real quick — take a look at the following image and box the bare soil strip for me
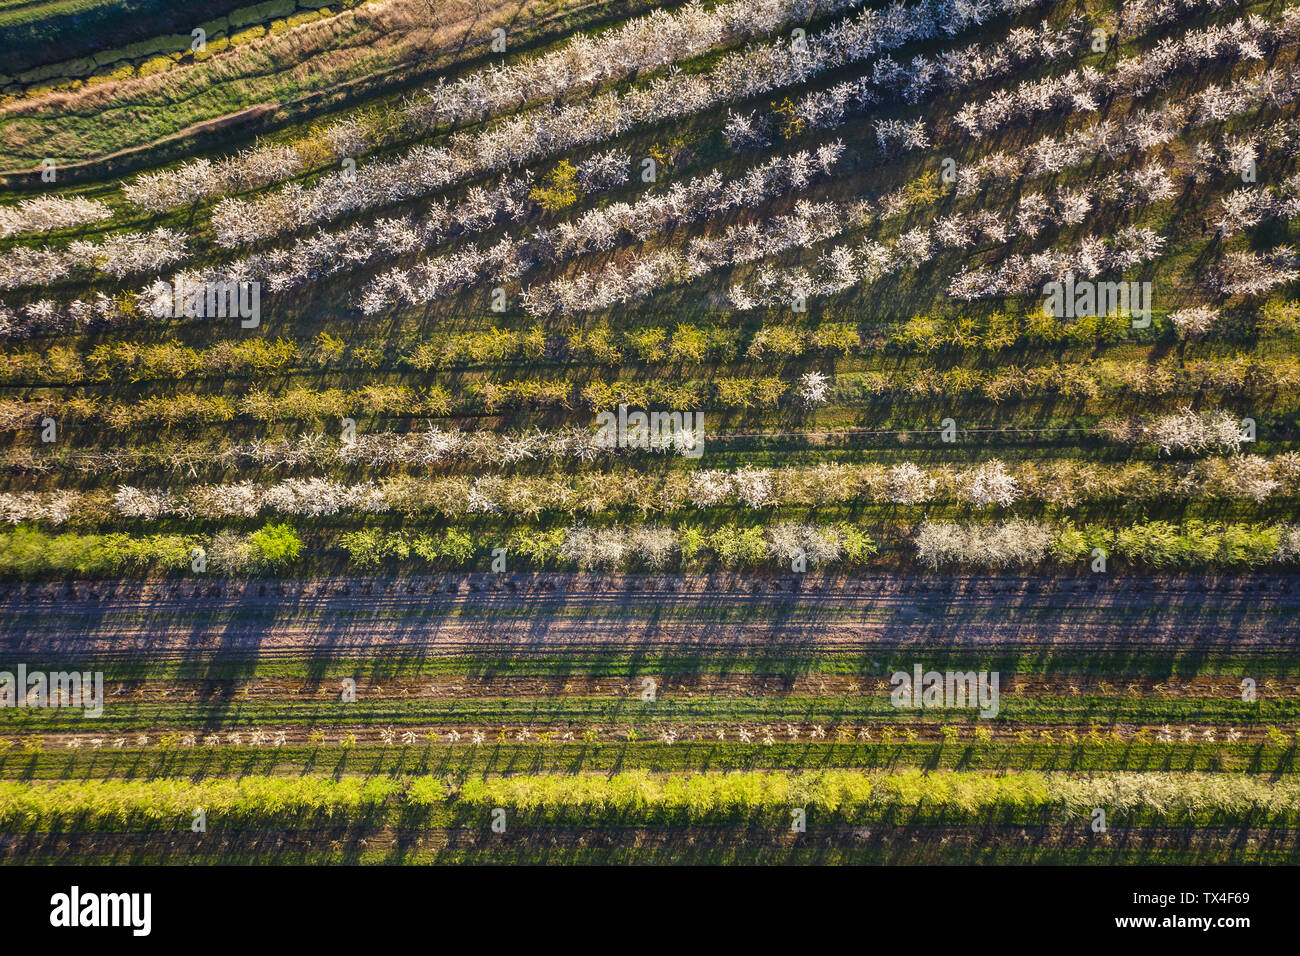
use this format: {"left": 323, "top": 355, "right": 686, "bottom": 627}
{"left": 0, "top": 574, "right": 1295, "bottom": 661}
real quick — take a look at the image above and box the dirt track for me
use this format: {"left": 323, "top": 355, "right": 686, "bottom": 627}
{"left": 0, "top": 573, "right": 1295, "bottom": 662}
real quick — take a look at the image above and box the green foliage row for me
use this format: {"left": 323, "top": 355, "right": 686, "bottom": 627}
{"left": 1058, "top": 521, "right": 1295, "bottom": 569}
{"left": 0, "top": 315, "right": 1139, "bottom": 385}
{"left": 0, "top": 517, "right": 1296, "bottom": 576}
{"left": 5, "top": 770, "right": 1300, "bottom": 830}
{"left": 0, "top": 689, "right": 1291, "bottom": 731}
{"left": 11, "top": 299, "right": 1298, "bottom": 387}
{"left": 455, "top": 769, "right": 1300, "bottom": 824}
{"left": 6, "top": 351, "right": 1297, "bottom": 430}
{"left": 0, "top": 522, "right": 298, "bottom": 575}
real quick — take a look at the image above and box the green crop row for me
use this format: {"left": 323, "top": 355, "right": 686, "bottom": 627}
{"left": 5, "top": 770, "right": 1300, "bottom": 830}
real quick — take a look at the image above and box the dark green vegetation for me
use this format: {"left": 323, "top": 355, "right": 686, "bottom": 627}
{"left": 0, "top": 0, "right": 251, "bottom": 74}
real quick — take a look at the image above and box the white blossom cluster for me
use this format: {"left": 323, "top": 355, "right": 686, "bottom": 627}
{"left": 574, "top": 149, "right": 631, "bottom": 193}
{"left": 561, "top": 525, "right": 681, "bottom": 569}
{"left": 874, "top": 118, "right": 930, "bottom": 154}
{"left": 967, "top": 70, "right": 1300, "bottom": 196}
{"left": 0, "top": 293, "right": 126, "bottom": 339}
{"left": 153, "top": 151, "right": 628, "bottom": 300}
{"left": 1194, "top": 122, "right": 1300, "bottom": 187}
{"left": 0, "top": 490, "right": 82, "bottom": 525}
{"left": 359, "top": 145, "right": 841, "bottom": 312}
{"left": 0, "top": 227, "right": 187, "bottom": 290}
{"left": 690, "top": 466, "right": 775, "bottom": 508}
{"left": 961, "top": 459, "right": 1022, "bottom": 507}
{"left": 975, "top": 115, "right": 1197, "bottom": 196}
{"left": 723, "top": 110, "right": 773, "bottom": 149}
{"left": 0, "top": 196, "right": 112, "bottom": 238}
{"left": 1176, "top": 454, "right": 1283, "bottom": 503}
{"left": 795, "top": 0, "right": 1262, "bottom": 145}
{"left": 1121, "top": 0, "right": 1242, "bottom": 36}
{"left": 0, "top": 248, "right": 65, "bottom": 290}
{"left": 1212, "top": 247, "right": 1300, "bottom": 296}
{"left": 728, "top": 221, "right": 925, "bottom": 309}
{"left": 1168, "top": 306, "right": 1221, "bottom": 338}
{"left": 915, "top": 518, "right": 1054, "bottom": 567}
{"left": 560, "top": 522, "right": 845, "bottom": 569}
{"left": 114, "top": 428, "right": 623, "bottom": 474}
{"left": 1191, "top": 61, "right": 1300, "bottom": 122}
{"left": 765, "top": 522, "right": 848, "bottom": 565}
{"left": 113, "top": 479, "right": 392, "bottom": 520}
{"left": 684, "top": 459, "right": 1022, "bottom": 510}
{"left": 312, "top": 425, "right": 692, "bottom": 468}
{"left": 335, "top": 426, "right": 629, "bottom": 466}
{"left": 7, "top": 450, "right": 1299, "bottom": 524}
{"left": 123, "top": 135, "right": 357, "bottom": 212}
{"left": 10, "top": 6, "right": 1300, "bottom": 343}
{"left": 404, "top": 0, "right": 864, "bottom": 128}
{"left": 947, "top": 227, "right": 1167, "bottom": 299}
{"left": 954, "top": 8, "right": 1300, "bottom": 138}
{"left": 1021, "top": 105, "right": 1189, "bottom": 178}
{"left": 209, "top": 152, "right": 542, "bottom": 249}
{"left": 0, "top": 426, "right": 689, "bottom": 479}
{"left": 210, "top": 176, "right": 537, "bottom": 288}
{"left": 799, "top": 370, "right": 830, "bottom": 406}
{"left": 1213, "top": 173, "right": 1300, "bottom": 236}
{"left": 354, "top": 239, "right": 530, "bottom": 314}
{"left": 1105, "top": 407, "right": 1250, "bottom": 453}
{"left": 788, "top": 15, "right": 1084, "bottom": 131}
{"left": 1190, "top": 133, "right": 1265, "bottom": 183}
{"left": 117, "top": 0, "right": 1054, "bottom": 223}
{"left": 886, "top": 462, "right": 935, "bottom": 504}
{"left": 523, "top": 199, "right": 844, "bottom": 317}
{"left": 728, "top": 162, "right": 1169, "bottom": 309}
{"left": 543, "top": 144, "right": 844, "bottom": 258}
{"left": 208, "top": 0, "right": 1038, "bottom": 245}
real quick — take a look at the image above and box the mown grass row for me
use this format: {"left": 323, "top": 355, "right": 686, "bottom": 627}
{"left": 2, "top": 691, "right": 1295, "bottom": 730}
{"left": 5, "top": 739, "right": 1298, "bottom": 778}
{"left": 5, "top": 650, "right": 1289, "bottom": 681}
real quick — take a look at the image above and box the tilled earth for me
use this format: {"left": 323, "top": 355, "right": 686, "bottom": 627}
{"left": 0, "top": 573, "right": 1295, "bottom": 661}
